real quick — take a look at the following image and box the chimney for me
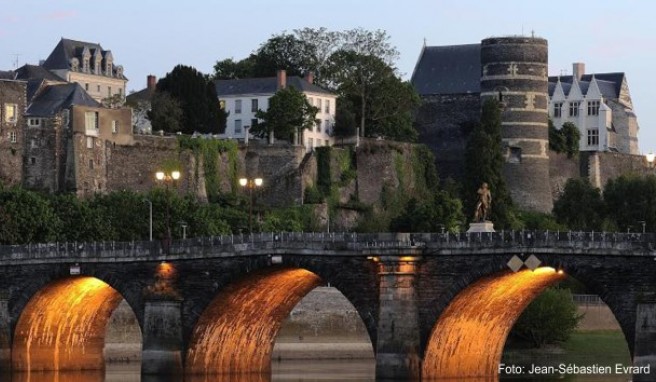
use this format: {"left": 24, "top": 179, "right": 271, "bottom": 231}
{"left": 572, "top": 63, "right": 585, "bottom": 81}
{"left": 277, "top": 69, "right": 287, "bottom": 90}
{"left": 304, "top": 71, "right": 314, "bottom": 84}
{"left": 147, "top": 75, "right": 157, "bottom": 91}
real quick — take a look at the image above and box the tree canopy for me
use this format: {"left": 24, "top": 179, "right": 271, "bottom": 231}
{"left": 549, "top": 120, "right": 580, "bottom": 158}
{"left": 153, "top": 65, "right": 227, "bottom": 134}
{"left": 253, "top": 87, "right": 318, "bottom": 142}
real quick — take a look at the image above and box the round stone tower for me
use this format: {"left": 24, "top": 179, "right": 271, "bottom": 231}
{"left": 480, "top": 36, "right": 552, "bottom": 213}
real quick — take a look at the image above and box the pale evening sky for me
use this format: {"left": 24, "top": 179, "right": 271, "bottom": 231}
{"left": 1, "top": 0, "right": 654, "bottom": 153}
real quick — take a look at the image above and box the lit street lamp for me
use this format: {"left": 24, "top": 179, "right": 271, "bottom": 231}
{"left": 239, "top": 177, "right": 263, "bottom": 233}
{"left": 155, "top": 170, "right": 181, "bottom": 245}
{"left": 646, "top": 152, "right": 655, "bottom": 168}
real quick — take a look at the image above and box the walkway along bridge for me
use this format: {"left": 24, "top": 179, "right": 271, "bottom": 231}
{"left": 0, "top": 231, "right": 655, "bottom": 380}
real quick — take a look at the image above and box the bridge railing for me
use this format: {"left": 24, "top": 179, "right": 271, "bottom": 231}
{"left": 1, "top": 231, "right": 655, "bottom": 260}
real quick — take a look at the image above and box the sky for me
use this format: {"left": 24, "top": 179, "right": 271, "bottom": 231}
{"left": 2, "top": 0, "right": 655, "bottom": 153}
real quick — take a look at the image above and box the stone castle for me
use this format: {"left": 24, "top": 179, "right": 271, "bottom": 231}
{"left": 412, "top": 36, "right": 648, "bottom": 212}
{"left": 1, "top": 36, "right": 652, "bottom": 219}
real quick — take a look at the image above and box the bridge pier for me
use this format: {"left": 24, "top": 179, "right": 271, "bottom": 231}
{"left": 0, "top": 296, "right": 10, "bottom": 372}
{"left": 141, "top": 299, "right": 184, "bottom": 376}
{"left": 633, "top": 302, "right": 656, "bottom": 381}
{"left": 375, "top": 256, "right": 422, "bottom": 381}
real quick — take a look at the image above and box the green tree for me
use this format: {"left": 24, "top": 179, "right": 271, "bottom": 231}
{"left": 553, "top": 178, "right": 605, "bottom": 231}
{"left": 156, "top": 65, "right": 227, "bottom": 134}
{"left": 0, "top": 187, "right": 59, "bottom": 244}
{"left": 332, "top": 97, "right": 357, "bottom": 137}
{"left": 213, "top": 57, "right": 256, "bottom": 80}
{"left": 49, "top": 193, "right": 105, "bottom": 242}
{"left": 463, "top": 98, "right": 516, "bottom": 228}
{"left": 390, "top": 191, "right": 464, "bottom": 233}
{"left": 148, "top": 91, "right": 183, "bottom": 134}
{"left": 549, "top": 119, "right": 580, "bottom": 158}
{"left": 254, "top": 87, "right": 318, "bottom": 142}
{"left": 603, "top": 175, "right": 656, "bottom": 232}
{"left": 251, "top": 34, "right": 317, "bottom": 78}
{"left": 512, "top": 287, "right": 583, "bottom": 348}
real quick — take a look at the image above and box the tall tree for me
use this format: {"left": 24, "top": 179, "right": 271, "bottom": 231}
{"left": 553, "top": 178, "right": 605, "bottom": 231}
{"left": 251, "top": 34, "right": 317, "bottom": 78}
{"left": 213, "top": 57, "right": 256, "bottom": 80}
{"left": 148, "top": 91, "right": 183, "bottom": 134}
{"left": 156, "top": 65, "right": 227, "bottom": 134}
{"left": 463, "top": 98, "right": 516, "bottom": 228}
{"left": 253, "top": 87, "right": 318, "bottom": 142}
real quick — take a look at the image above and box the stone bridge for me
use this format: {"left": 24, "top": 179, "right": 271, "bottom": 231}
{"left": 0, "top": 231, "right": 655, "bottom": 381}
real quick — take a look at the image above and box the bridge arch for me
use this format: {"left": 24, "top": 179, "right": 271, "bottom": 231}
{"left": 11, "top": 275, "right": 141, "bottom": 371}
{"left": 421, "top": 254, "right": 635, "bottom": 380}
{"left": 184, "top": 259, "right": 377, "bottom": 376}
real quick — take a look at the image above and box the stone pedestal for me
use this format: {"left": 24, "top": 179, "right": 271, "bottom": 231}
{"left": 142, "top": 300, "right": 183, "bottom": 376}
{"left": 467, "top": 221, "right": 495, "bottom": 232}
{"left": 375, "top": 256, "right": 421, "bottom": 381}
{"left": 633, "top": 303, "right": 656, "bottom": 382}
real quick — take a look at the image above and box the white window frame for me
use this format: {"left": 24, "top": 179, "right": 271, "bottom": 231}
{"left": 9, "top": 131, "right": 17, "bottom": 143}
{"left": 235, "top": 119, "right": 242, "bottom": 134}
{"left": 587, "top": 128, "right": 599, "bottom": 146}
{"left": 112, "top": 120, "right": 119, "bottom": 134}
{"left": 28, "top": 118, "right": 41, "bottom": 127}
{"left": 553, "top": 102, "right": 562, "bottom": 118}
{"left": 325, "top": 100, "right": 330, "bottom": 114}
{"left": 87, "top": 136, "right": 94, "bottom": 149}
{"left": 85, "top": 111, "right": 99, "bottom": 136}
{"left": 569, "top": 102, "right": 580, "bottom": 117}
{"left": 251, "top": 99, "right": 258, "bottom": 112}
{"left": 588, "top": 100, "right": 600, "bottom": 116}
{"left": 235, "top": 99, "right": 242, "bottom": 114}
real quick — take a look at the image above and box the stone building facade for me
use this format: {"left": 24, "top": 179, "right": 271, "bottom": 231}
{"left": 0, "top": 77, "right": 27, "bottom": 186}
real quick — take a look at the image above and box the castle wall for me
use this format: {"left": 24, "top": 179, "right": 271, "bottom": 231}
{"left": 0, "top": 80, "right": 26, "bottom": 187}
{"left": 414, "top": 94, "right": 480, "bottom": 180}
{"left": 548, "top": 151, "right": 582, "bottom": 201}
{"left": 23, "top": 115, "right": 67, "bottom": 192}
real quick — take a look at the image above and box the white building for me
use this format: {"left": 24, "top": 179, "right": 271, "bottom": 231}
{"left": 215, "top": 70, "right": 336, "bottom": 151}
{"left": 548, "top": 63, "right": 639, "bottom": 154}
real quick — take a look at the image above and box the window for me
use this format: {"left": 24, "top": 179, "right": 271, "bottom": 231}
{"left": 308, "top": 97, "right": 314, "bottom": 106}
{"left": 118, "top": 88, "right": 122, "bottom": 97}
{"left": 317, "top": 120, "right": 322, "bottom": 133}
{"left": 235, "top": 119, "right": 242, "bottom": 134}
{"left": 4, "top": 104, "right": 17, "bottom": 123}
{"left": 89, "top": 159, "right": 94, "bottom": 169}
{"left": 108, "top": 87, "right": 112, "bottom": 96}
{"left": 569, "top": 102, "right": 580, "bottom": 117}
{"left": 251, "top": 99, "right": 258, "bottom": 112}
{"left": 30, "top": 157, "right": 36, "bottom": 165}
{"left": 85, "top": 83, "right": 89, "bottom": 91}
{"left": 86, "top": 136, "right": 94, "bottom": 149}
{"left": 553, "top": 102, "right": 563, "bottom": 118}
{"left": 235, "top": 99, "right": 242, "bottom": 114}
{"left": 30, "top": 139, "right": 37, "bottom": 148}
{"left": 85, "top": 111, "right": 99, "bottom": 135}
{"left": 317, "top": 99, "right": 322, "bottom": 111}
{"left": 28, "top": 118, "right": 40, "bottom": 127}
{"left": 251, "top": 118, "right": 258, "bottom": 128}
{"left": 324, "top": 120, "right": 329, "bottom": 134}
{"left": 325, "top": 100, "right": 330, "bottom": 114}
{"left": 112, "top": 120, "right": 119, "bottom": 134}
{"left": 97, "top": 85, "right": 101, "bottom": 92}
{"left": 587, "top": 128, "right": 599, "bottom": 146}
{"left": 588, "top": 100, "right": 600, "bottom": 116}
{"left": 9, "top": 131, "right": 17, "bottom": 143}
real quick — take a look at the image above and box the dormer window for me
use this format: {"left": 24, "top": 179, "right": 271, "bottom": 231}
{"left": 115, "top": 65, "right": 123, "bottom": 78}
{"left": 70, "top": 58, "right": 79, "bottom": 71}
{"left": 105, "top": 59, "right": 113, "bottom": 76}
{"left": 94, "top": 55, "right": 102, "bottom": 75}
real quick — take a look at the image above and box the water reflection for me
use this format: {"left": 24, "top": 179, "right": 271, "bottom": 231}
{"left": 2, "top": 362, "right": 635, "bottom": 382}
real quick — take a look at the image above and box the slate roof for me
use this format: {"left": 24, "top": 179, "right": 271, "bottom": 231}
{"left": 26, "top": 83, "right": 100, "bottom": 117}
{"left": 14, "top": 64, "right": 61, "bottom": 82}
{"left": 125, "top": 87, "right": 154, "bottom": 103}
{"left": 411, "top": 44, "right": 481, "bottom": 96}
{"left": 0, "top": 70, "right": 16, "bottom": 80}
{"left": 214, "top": 76, "right": 333, "bottom": 97}
{"left": 41, "top": 38, "right": 127, "bottom": 80}
{"left": 548, "top": 73, "right": 624, "bottom": 99}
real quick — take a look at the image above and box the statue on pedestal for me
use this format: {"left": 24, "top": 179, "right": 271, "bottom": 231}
{"left": 473, "top": 182, "right": 492, "bottom": 222}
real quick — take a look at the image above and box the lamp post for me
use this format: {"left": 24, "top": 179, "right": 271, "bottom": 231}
{"left": 646, "top": 152, "right": 655, "bottom": 168}
{"left": 239, "top": 177, "right": 263, "bottom": 233}
{"left": 144, "top": 198, "right": 153, "bottom": 241}
{"left": 155, "top": 170, "right": 181, "bottom": 245}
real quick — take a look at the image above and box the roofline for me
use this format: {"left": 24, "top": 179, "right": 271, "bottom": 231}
{"left": 217, "top": 90, "right": 336, "bottom": 98}
{"left": 410, "top": 43, "right": 426, "bottom": 85}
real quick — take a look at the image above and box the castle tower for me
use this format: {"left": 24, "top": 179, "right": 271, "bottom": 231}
{"left": 480, "top": 37, "right": 552, "bottom": 213}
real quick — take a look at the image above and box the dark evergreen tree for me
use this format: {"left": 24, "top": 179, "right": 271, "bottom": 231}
{"left": 553, "top": 178, "right": 605, "bottom": 231}
{"left": 156, "top": 65, "right": 227, "bottom": 134}
{"left": 463, "top": 98, "right": 516, "bottom": 228}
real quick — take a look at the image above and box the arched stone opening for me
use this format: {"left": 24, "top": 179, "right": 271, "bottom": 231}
{"left": 422, "top": 267, "right": 565, "bottom": 379}
{"left": 12, "top": 276, "right": 140, "bottom": 372}
{"left": 185, "top": 267, "right": 374, "bottom": 376}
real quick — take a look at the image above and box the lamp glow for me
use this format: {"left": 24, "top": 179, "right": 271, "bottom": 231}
{"left": 156, "top": 171, "right": 165, "bottom": 180}
{"left": 255, "top": 178, "right": 263, "bottom": 187}
{"left": 239, "top": 178, "right": 248, "bottom": 186}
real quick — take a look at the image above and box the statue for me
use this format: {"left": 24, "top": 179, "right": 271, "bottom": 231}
{"left": 473, "top": 182, "right": 492, "bottom": 222}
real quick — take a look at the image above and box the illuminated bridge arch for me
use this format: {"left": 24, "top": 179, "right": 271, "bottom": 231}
{"left": 184, "top": 261, "right": 378, "bottom": 376}
{"left": 11, "top": 275, "right": 142, "bottom": 371}
{"left": 420, "top": 255, "right": 636, "bottom": 380}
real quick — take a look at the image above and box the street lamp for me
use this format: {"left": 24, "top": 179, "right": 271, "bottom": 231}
{"left": 646, "top": 152, "right": 655, "bottom": 168}
{"left": 239, "top": 177, "right": 263, "bottom": 233}
{"left": 155, "top": 170, "right": 181, "bottom": 245}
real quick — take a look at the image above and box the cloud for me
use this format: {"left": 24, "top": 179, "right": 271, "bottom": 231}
{"left": 42, "top": 10, "right": 78, "bottom": 21}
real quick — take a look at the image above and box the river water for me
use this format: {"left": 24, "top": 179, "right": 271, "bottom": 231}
{"left": 2, "top": 360, "right": 636, "bottom": 382}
